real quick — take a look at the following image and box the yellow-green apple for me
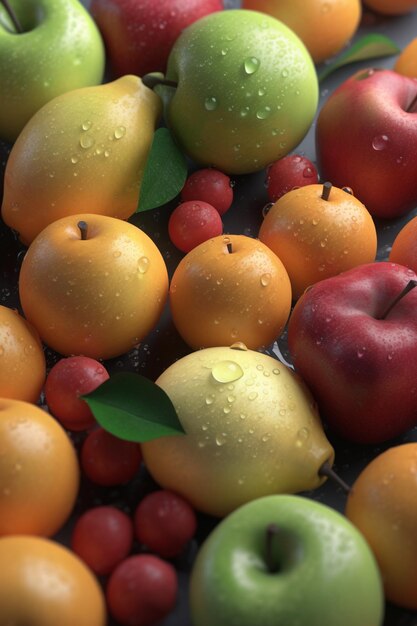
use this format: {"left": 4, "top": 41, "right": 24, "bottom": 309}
{"left": 346, "top": 443, "right": 417, "bottom": 611}
{"left": 1, "top": 75, "right": 161, "bottom": 245}
{"left": 141, "top": 344, "right": 335, "bottom": 518}
{"left": 0, "top": 0, "right": 105, "bottom": 143}
{"left": 316, "top": 68, "right": 417, "bottom": 219}
{"left": 18, "top": 214, "right": 169, "bottom": 360}
{"left": 90, "top": 0, "right": 223, "bottom": 79}
{"left": 190, "top": 494, "right": 384, "bottom": 626}
{"left": 150, "top": 9, "right": 318, "bottom": 174}
{"left": 287, "top": 261, "right": 417, "bottom": 443}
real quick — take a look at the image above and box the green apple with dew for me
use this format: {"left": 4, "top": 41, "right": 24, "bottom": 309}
{"left": 149, "top": 9, "right": 318, "bottom": 174}
{"left": 190, "top": 494, "right": 384, "bottom": 626}
{"left": 0, "top": 0, "right": 105, "bottom": 143}
{"left": 141, "top": 345, "right": 334, "bottom": 518}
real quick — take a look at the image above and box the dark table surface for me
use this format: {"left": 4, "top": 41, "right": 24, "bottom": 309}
{"left": 1, "top": 1, "right": 417, "bottom": 625}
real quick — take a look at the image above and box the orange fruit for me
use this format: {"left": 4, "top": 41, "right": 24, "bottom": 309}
{"left": 0, "top": 398, "right": 79, "bottom": 537}
{"left": 0, "top": 535, "right": 106, "bottom": 626}
{"left": 389, "top": 215, "right": 417, "bottom": 271}
{"left": 0, "top": 305, "right": 46, "bottom": 404}
{"left": 242, "top": 0, "right": 361, "bottom": 64}
{"left": 169, "top": 234, "right": 292, "bottom": 350}
{"left": 19, "top": 213, "right": 169, "bottom": 360}
{"left": 363, "top": 0, "right": 417, "bottom": 15}
{"left": 394, "top": 37, "right": 417, "bottom": 77}
{"left": 258, "top": 183, "right": 377, "bottom": 300}
{"left": 346, "top": 443, "right": 417, "bottom": 610}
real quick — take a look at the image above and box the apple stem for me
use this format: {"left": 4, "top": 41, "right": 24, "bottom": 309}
{"left": 378, "top": 279, "right": 417, "bottom": 320}
{"left": 226, "top": 242, "right": 233, "bottom": 253}
{"left": 141, "top": 74, "right": 178, "bottom": 91}
{"left": 265, "top": 523, "right": 280, "bottom": 573}
{"left": 0, "top": 0, "right": 23, "bottom": 33}
{"left": 319, "top": 460, "right": 351, "bottom": 494}
{"left": 321, "top": 181, "right": 332, "bottom": 201}
{"left": 78, "top": 220, "right": 88, "bottom": 241}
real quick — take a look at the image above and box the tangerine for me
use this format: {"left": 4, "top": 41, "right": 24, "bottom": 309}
{"left": 394, "top": 37, "right": 417, "bottom": 78}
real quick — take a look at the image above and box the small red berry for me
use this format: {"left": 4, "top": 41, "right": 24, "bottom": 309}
{"left": 168, "top": 200, "right": 223, "bottom": 253}
{"left": 266, "top": 154, "right": 319, "bottom": 202}
{"left": 181, "top": 168, "right": 233, "bottom": 215}
{"left": 81, "top": 427, "right": 142, "bottom": 486}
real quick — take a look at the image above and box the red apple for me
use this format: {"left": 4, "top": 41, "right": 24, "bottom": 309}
{"left": 316, "top": 68, "right": 417, "bottom": 219}
{"left": 90, "top": 0, "right": 224, "bottom": 78}
{"left": 287, "top": 261, "right": 417, "bottom": 444}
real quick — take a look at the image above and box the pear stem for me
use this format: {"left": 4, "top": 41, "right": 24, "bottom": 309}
{"left": 78, "top": 220, "right": 88, "bottom": 241}
{"left": 265, "top": 523, "right": 280, "bottom": 573}
{"left": 378, "top": 279, "right": 417, "bottom": 320}
{"left": 226, "top": 242, "right": 233, "bottom": 253}
{"left": 319, "top": 460, "right": 351, "bottom": 494}
{"left": 141, "top": 74, "right": 178, "bottom": 90}
{"left": 0, "top": 0, "right": 23, "bottom": 33}
{"left": 321, "top": 181, "right": 332, "bottom": 201}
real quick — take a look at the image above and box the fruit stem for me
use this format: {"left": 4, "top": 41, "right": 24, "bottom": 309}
{"left": 321, "top": 181, "right": 332, "bottom": 201}
{"left": 265, "top": 523, "right": 280, "bottom": 573}
{"left": 378, "top": 279, "right": 417, "bottom": 320}
{"left": 226, "top": 242, "right": 233, "bottom": 253}
{"left": 0, "top": 0, "right": 23, "bottom": 33}
{"left": 78, "top": 220, "right": 88, "bottom": 241}
{"left": 319, "top": 460, "right": 351, "bottom": 494}
{"left": 141, "top": 74, "right": 178, "bottom": 90}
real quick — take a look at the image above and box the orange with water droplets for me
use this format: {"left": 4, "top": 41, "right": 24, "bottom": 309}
{"left": 258, "top": 183, "right": 377, "bottom": 300}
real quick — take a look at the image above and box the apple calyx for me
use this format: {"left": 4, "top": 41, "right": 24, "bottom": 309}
{"left": 321, "top": 181, "right": 332, "bottom": 201}
{"left": 77, "top": 220, "right": 88, "bottom": 241}
{"left": 378, "top": 279, "right": 417, "bottom": 320}
{"left": 0, "top": 0, "right": 23, "bottom": 33}
{"left": 319, "top": 460, "right": 351, "bottom": 494}
{"left": 265, "top": 523, "right": 281, "bottom": 573}
{"left": 406, "top": 92, "right": 417, "bottom": 114}
{"left": 142, "top": 74, "right": 178, "bottom": 91}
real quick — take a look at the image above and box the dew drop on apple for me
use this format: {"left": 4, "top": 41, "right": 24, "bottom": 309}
{"left": 204, "top": 96, "right": 218, "bottom": 111}
{"left": 80, "top": 135, "right": 94, "bottom": 150}
{"left": 81, "top": 120, "right": 92, "bottom": 131}
{"left": 243, "top": 57, "right": 260, "bottom": 75}
{"left": 211, "top": 360, "right": 244, "bottom": 383}
{"left": 215, "top": 434, "right": 227, "bottom": 446}
{"left": 256, "top": 106, "right": 272, "bottom": 120}
{"left": 260, "top": 273, "right": 271, "bottom": 287}
{"left": 372, "top": 134, "right": 389, "bottom": 151}
{"left": 137, "top": 256, "right": 149, "bottom": 274}
{"left": 114, "top": 126, "right": 126, "bottom": 140}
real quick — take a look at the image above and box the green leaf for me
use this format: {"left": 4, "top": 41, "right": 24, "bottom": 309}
{"left": 137, "top": 127, "right": 188, "bottom": 212}
{"left": 318, "top": 34, "right": 400, "bottom": 83}
{"left": 82, "top": 372, "right": 185, "bottom": 442}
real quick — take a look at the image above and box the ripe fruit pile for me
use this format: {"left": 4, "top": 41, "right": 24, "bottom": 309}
{"left": 1, "top": 0, "right": 417, "bottom": 625}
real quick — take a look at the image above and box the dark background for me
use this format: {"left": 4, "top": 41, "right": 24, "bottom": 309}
{"left": 1, "top": 1, "right": 417, "bottom": 625}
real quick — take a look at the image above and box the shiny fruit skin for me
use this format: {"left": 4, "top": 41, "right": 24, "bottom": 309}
{"left": 346, "top": 443, "right": 417, "bottom": 609}
{"left": 44, "top": 356, "right": 109, "bottom": 431}
{"left": 266, "top": 154, "right": 318, "bottom": 202}
{"left": 242, "top": 0, "right": 361, "bottom": 64}
{"left": 363, "top": 0, "right": 417, "bottom": 14}
{"left": 169, "top": 234, "right": 292, "bottom": 350}
{"left": 180, "top": 168, "right": 234, "bottom": 215}
{"left": 168, "top": 200, "right": 223, "bottom": 252}
{"left": 141, "top": 346, "right": 334, "bottom": 518}
{"left": 1, "top": 75, "right": 161, "bottom": 245}
{"left": 18, "top": 213, "right": 169, "bottom": 360}
{"left": 258, "top": 184, "right": 377, "bottom": 300}
{"left": 389, "top": 214, "right": 417, "bottom": 272}
{"left": 0, "top": 535, "right": 106, "bottom": 626}
{"left": 0, "top": 398, "right": 79, "bottom": 537}
{"left": 0, "top": 304, "right": 46, "bottom": 404}
{"left": 394, "top": 38, "right": 417, "bottom": 77}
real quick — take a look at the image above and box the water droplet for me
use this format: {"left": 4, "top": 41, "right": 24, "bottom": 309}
{"left": 211, "top": 360, "right": 244, "bottom": 383}
{"left": 221, "top": 48, "right": 228, "bottom": 56}
{"left": 240, "top": 106, "right": 250, "bottom": 118}
{"left": 372, "top": 135, "right": 389, "bottom": 151}
{"left": 104, "top": 150, "right": 110, "bottom": 157}
{"left": 357, "top": 347, "right": 366, "bottom": 358}
{"left": 256, "top": 106, "right": 271, "bottom": 120}
{"left": 243, "top": 57, "right": 260, "bottom": 75}
{"left": 248, "top": 391, "right": 258, "bottom": 401}
{"left": 70, "top": 155, "right": 78, "bottom": 164}
{"left": 281, "top": 69, "right": 289, "bottom": 78}
{"left": 215, "top": 434, "right": 227, "bottom": 446}
{"left": 230, "top": 342, "right": 247, "bottom": 351}
{"left": 303, "top": 167, "right": 315, "bottom": 179}
{"left": 137, "top": 256, "right": 149, "bottom": 274}
{"left": 205, "top": 395, "right": 215, "bottom": 405}
{"left": 204, "top": 96, "right": 218, "bottom": 111}
{"left": 260, "top": 273, "right": 271, "bottom": 287}
{"left": 114, "top": 126, "right": 126, "bottom": 139}
{"left": 81, "top": 120, "right": 92, "bottom": 131}
{"left": 80, "top": 135, "right": 94, "bottom": 149}
{"left": 258, "top": 87, "right": 266, "bottom": 96}
{"left": 113, "top": 251, "right": 122, "bottom": 259}
{"left": 295, "top": 427, "right": 309, "bottom": 447}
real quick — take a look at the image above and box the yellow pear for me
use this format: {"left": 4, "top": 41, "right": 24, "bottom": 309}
{"left": 1, "top": 75, "right": 161, "bottom": 245}
{"left": 141, "top": 344, "right": 334, "bottom": 517}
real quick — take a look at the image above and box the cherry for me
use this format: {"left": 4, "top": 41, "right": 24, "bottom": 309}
{"left": 134, "top": 489, "right": 197, "bottom": 558}
{"left": 180, "top": 167, "right": 233, "bottom": 215}
{"left": 81, "top": 427, "right": 142, "bottom": 486}
{"left": 44, "top": 356, "right": 109, "bottom": 431}
{"left": 71, "top": 506, "right": 134, "bottom": 576}
{"left": 168, "top": 200, "right": 223, "bottom": 253}
{"left": 106, "top": 554, "right": 178, "bottom": 626}
{"left": 266, "top": 154, "right": 319, "bottom": 202}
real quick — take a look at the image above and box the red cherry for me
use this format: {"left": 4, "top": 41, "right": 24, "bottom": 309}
{"left": 44, "top": 356, "right": 109, "bottom": 431}
{"left": 134, "top": 489, "right": 197, "bottom": 558}
{"left": 266, "top": 154, "right": 319, "bottom": 202}
{"left": 168, "top": 200, "right": 223, "bottom": 253}
{"left": 71, "top": 506, "right": 134, "bottom": 576}
{"left": 106, "top": 554, "right": 178, "bottom": 626}
{"left": 181, "top": 168, "right": 234, "bottom": 215}
{"left": 81, "top": 427, "right": 142, "bottom": 486}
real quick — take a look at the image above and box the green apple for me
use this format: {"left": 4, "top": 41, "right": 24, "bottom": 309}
{"left": 190, "top": 494, "right": 384, "bottom": 626}
{"left": 151, "top": 9, "right": 318, "bottom": 174}
{"left": 0, "top": 0, "right": 105, "bottom": 143}
{"left": 141, "top": 345, "right": 334, "bottom": 518}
